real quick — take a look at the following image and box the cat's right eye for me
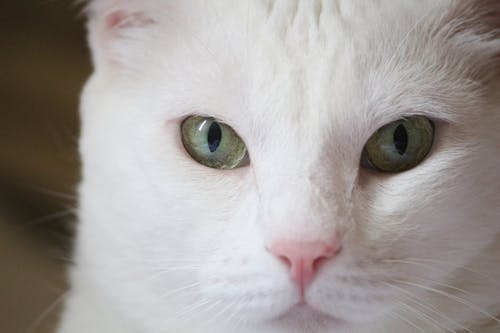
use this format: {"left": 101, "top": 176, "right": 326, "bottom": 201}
{"left": 181, "top": 116, "right": 249, "bottom": 169}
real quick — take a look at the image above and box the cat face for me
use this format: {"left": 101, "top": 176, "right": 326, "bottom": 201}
{"left": 77, "top": 1, "right": 500, "bottom": 332}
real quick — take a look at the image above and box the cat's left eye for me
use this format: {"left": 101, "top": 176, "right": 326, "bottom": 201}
{"left": 181, "top": 116, "right": 249, "bottom": 169}
{"left": 361, "top": 116, "right": 434, "bottom": 173}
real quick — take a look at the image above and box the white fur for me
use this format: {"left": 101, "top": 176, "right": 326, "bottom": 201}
{"left": 59, "top": 1, "right": 500, "bottom": 332}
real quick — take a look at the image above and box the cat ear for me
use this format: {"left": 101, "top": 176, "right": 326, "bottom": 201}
{"left": 85, "top": 0, "right": 158, "bottom": 71}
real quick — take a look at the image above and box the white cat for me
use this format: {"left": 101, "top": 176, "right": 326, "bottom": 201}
{"left": 58, "top": 1, "right": 500, "bottom": 332}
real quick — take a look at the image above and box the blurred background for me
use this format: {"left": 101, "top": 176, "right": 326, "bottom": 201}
{"left": 1, "top": 1, "right": 91, "bottom": 332}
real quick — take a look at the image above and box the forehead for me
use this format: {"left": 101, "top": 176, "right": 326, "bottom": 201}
{"left": 158, "top": 1, "right": 445, "bottom": 102}
{"left": 147, "top": 0, "right": 454, "bottom": 157}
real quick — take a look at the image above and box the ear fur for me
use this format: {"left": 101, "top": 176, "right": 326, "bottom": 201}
{"left": 84, "top": 0, "right": 157, "bottom": 70}
{"left": 439, "top": 0, "right": 500, "bottom": 81}
{"left": 454, "top": 0, "right": 500, "bottom": 33}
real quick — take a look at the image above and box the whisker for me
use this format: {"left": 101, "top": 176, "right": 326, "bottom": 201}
{"left": 411, "top": 276, "right": 474, "bottom": 298}
{"left": 178, "top": 298, "right": 220, "bottom": 322}
{"left": 177, "top": 299, "right": 208, "bottom": 321}
{"left": 26, "top": 290, "right": 69, "bottom": 333}
{"left": 395, "top": 300, "right": 456, "bottom": 333}
{"left": 382, "top": 281, "right": 473, "bottom": 333}
{"left": 23, "top": 209, "right": 75, "bottom": 227}
{"left": 145, "top": 258, "right": 205, "bottom": 266}
{"left": 382, "top": 258, "right": 491, "bottom": 280}
{"left": 159, "top": 282, "right": 200, "bottom": 299}
{"left": 27, "top": 185, "right": 77, "bottom": 201}
{"left": 392, "top": 279, "right": 500, "bottom": 325}
{"left": 226, "top": 299, "right": 251, "bottom": 332}
{"left": 206, "top": 299, "right": 237, "bottom": 326}
{"left": 146, "top": 266, "right": 200, "bottom": 283}
{"left": 388, "top": 311, "right": 427, "bottom": 333}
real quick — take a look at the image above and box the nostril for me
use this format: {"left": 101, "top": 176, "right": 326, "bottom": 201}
{"left": 312, "top": 245, "right": 342, "bottom": 271}
{"left": 278, "top": 255, "right": 292, "bottom": 268}
{"left": 312, "top": 255, "right": 327, "bottom": 272}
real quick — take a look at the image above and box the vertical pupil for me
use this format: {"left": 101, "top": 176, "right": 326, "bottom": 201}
{"left": 207, "top": 122, "right": 222, "bottom": 152}
{"left": 393, "top": 124, "right": 408, "bottom": 155}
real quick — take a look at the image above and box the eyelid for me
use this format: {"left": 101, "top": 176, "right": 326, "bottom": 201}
{"left": 364, "top": 114, "right": 442, "bottom": 144}
{"left": 184, "top": 113, "right": 251, "bottom": 150}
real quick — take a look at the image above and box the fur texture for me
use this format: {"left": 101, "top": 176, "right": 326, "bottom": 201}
{"left": 59, "top": 1, "right": 500, "bottom": 332}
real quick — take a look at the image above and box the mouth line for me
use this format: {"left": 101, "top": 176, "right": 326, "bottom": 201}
{"left": 272, "top": 302, "right": 346, "bottom": 327}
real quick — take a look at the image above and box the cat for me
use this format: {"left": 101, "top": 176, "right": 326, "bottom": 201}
{"left": 58, "top": 1, "right": 500, "bottom": 332}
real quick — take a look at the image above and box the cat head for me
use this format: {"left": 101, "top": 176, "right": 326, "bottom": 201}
{"left": 76, "top": 1, "right": 500, "bottom": 332}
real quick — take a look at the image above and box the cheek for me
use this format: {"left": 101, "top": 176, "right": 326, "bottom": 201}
{"left": 356, "top": 195, "right": 496, "bottom": 288}
{"left": 195, "top": 223, "right": 298, "bottom": 321}
{"left": 360, "top": 151, "right": 498, "bottom": 255}
{"left": 140, "top": 176, "right": 259, "bottom": 286}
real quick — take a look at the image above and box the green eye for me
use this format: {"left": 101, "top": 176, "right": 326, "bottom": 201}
{"left": 181, "top": 116, "right": 249, "bottom": 169}
{"left": 361, "top": 116, "right": 434, "bottom": 172}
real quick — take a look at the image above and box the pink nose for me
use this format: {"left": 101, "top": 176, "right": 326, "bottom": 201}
{"left": 269, "top": 240, "right": 341, "bottom": 294}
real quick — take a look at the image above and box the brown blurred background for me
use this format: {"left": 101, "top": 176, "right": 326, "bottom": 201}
{"left": 1, "top": 1, "right": 91, "bottom": 332}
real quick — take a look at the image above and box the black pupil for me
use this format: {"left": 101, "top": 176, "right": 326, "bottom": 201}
{"left": 207, "top": 122, "right": 222, "bottom": 152}
{"left": 393, "top": 124, "right": 408, "bottom": 155}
